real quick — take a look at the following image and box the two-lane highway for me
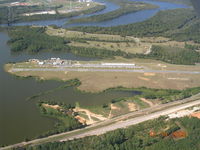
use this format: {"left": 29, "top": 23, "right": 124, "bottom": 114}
{"left": 1, "top": 93, "right": 200, "bottom": 150}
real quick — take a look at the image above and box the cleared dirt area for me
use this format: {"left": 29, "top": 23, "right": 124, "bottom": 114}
{"left": 42, "top": 104, "right": 61, "bottom": 110}
{"left": 171, "top": 130, "right": 187, "bottom": 139}
{"left": 109, "top": 101, "right": 137, "bottom": 117}
{"left": 74, "top": 107, "right": 107, "bottom": 125}
{"left": 191, "top": 112, "right": 200, "bottom": 119}
{"left": 140, "top": 98, "right": 154, "bottom": 107}
{"left": 108, "top": 104, "right": 120, "bottom": 118}
{"left": 144, "top": 73, "right": 155, "bottom": 76}
{"left": 128, "top": 102, "right": 137, "bottom": 111}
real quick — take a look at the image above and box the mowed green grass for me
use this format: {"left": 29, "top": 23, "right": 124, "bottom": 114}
{"left": 46, "top": 27, "right": 151, "bottom": 54}
{"left": 46, "top": 27, "right": 137, "bottom": 42}
{"left": 69, "top": 41, "right": 150, "bottom": 54}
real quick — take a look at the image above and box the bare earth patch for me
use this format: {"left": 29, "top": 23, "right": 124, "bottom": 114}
{"left": 140, "top": 98, "right": 154, "bottom": 107}
{"left": 74, "top": 116, "right": 87, "bottom": 125}
{"left": 168, "top": 78, "right": 189, "bottom": 81}
{"left": 108, "top": 104, "right": 121, "bottom": 118}
{"left": 144, "top": 73, "right": 155, "bottom": 76}
{"left": 42, "top": 104, "right": 61, "bottom": 110}
{"left": 191, "top": 112, "right": 200, "bottom": 119}
{"left": 74, "top": 107, "right": 107, "bottom": 125}
{"left": 128, "top": 102, "right": 137, "bottom": 111}
{"left": 138, "top": 76, "right": 150, "bottom": 81}
{"left": 110, "top": 104, "right": 120, "bottom": 110}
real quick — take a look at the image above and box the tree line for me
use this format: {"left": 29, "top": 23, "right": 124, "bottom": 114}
{"left": 69, "top": 8, "right": 200, "bottom": 43}
{"left": 7, "top": 26, "right": 200, "bottom": 65}
{"left": 68, "top": 1, "right": 156, "bottom": 24}
{"left": 23, "top": 116, "right": 200, "bottom": 150}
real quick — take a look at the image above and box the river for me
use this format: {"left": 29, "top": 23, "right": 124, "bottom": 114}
{"left": 0, "top": 32, "right": 138, "bottom": 145}
{"left": 2, "top": 0, "right": 188, "bottom": 27}
{"left": 0, "top": 0, "right": 189, "bottom": 146}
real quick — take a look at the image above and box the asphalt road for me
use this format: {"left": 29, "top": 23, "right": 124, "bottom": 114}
{"left": 61, "top": 98, "right": 200, "bottom": 141}
{"left": 11, "top": 68, "right": 200, "bottom": 74}
{"left": 1, "top": 93, "right": 200, "bottom": 150}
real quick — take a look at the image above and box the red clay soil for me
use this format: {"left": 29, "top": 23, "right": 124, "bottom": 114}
{"left": 191, "top": 112, "right": 200, "bottom": 119}
{"left": 171, "top": 130, "right": 187, "bottom": 139}
{"left": 149, "top": 130, "right": 156, "bottom": 137}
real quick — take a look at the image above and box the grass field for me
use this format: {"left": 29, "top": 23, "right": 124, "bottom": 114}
{"left": 46, "top": 27, "right": 137, "bottom": 42}
{"left": 46, "top": 27, "right": 200, "bottom": 55}
{"left": 5, "top": 58, "right": 200, "bottom": 92}
{"left": 46, "top": 27, "right": 151, "bottom": 54}
{"left": 69, "top": 41, "right": 150, "bottom": 54}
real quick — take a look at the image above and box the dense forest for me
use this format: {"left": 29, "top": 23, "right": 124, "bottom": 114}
{"left": 148, "top": 45, "right": 200, "bottom": 65}
{"left": 7, "top": 26, "right": 200, "bottom": 65}
{"left": 69, "top": 9, "right": 200, "bottom": 43}
{"left": 7, "top": 27, "right": 69, "bottom": 53}
{"left": 23, "top": 116, "right": 200, "bottom": 150}
{"left": 7, "top": 26, "right": 130, "bottom": 58}
{"left": 170, "top": 19, "right": 200, "bottom": 43}
{"left": 68, "top": 1, "right": 156, "bottom": 24}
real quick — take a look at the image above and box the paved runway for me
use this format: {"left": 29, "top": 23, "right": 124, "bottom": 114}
{"left": 11, "top": 67, "right": 200, "bottom": 74}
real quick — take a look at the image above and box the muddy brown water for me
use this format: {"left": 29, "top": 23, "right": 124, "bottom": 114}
{"left": 0, "top": 32, "right": 138, "bottom": 145}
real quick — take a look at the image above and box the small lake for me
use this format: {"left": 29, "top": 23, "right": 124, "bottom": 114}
{"left": 0, "top": 32, "right": 138, "bottom": 145}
